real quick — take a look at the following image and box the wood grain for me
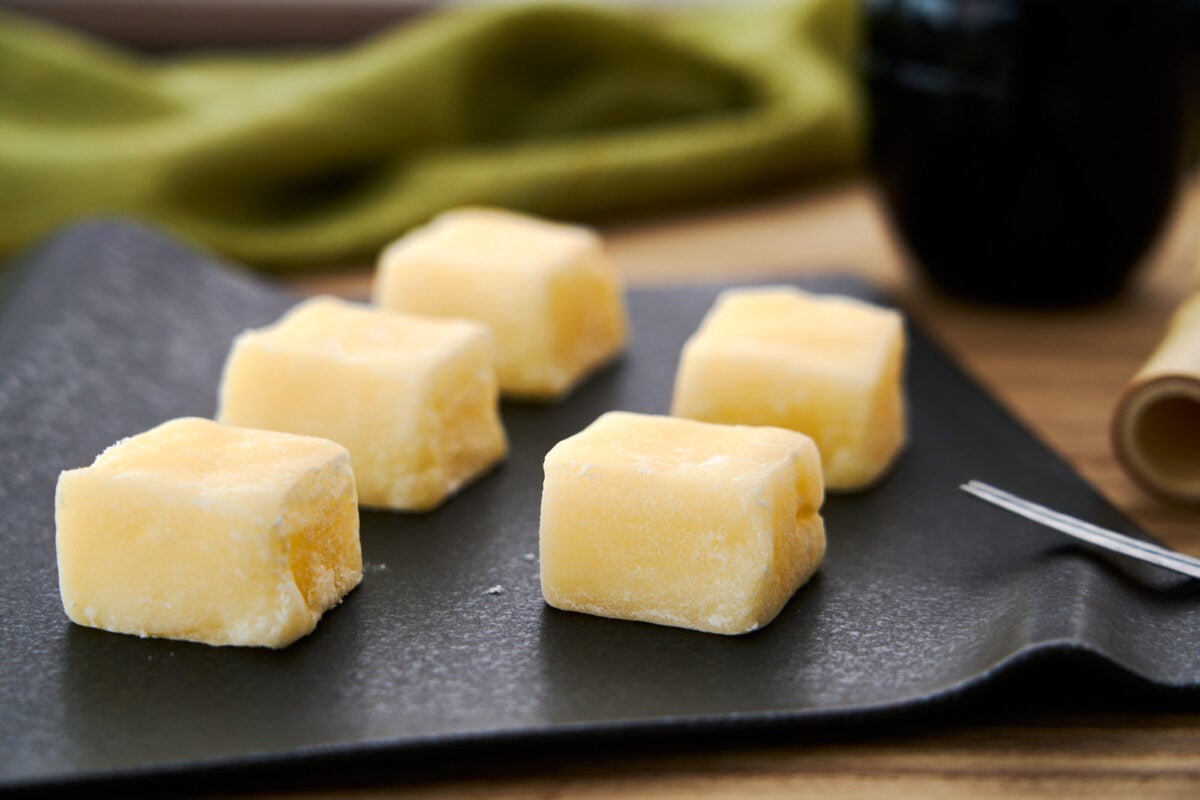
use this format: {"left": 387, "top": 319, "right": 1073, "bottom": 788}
{"left": 246, "top": 713, "right": 1200, "bottom": 800}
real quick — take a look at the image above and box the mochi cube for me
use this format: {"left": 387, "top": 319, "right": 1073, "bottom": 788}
{"left": 55, "top": 417, "right": 361, "bottom": 648}
{"left": 373, "top": 208, "right": 629, "bottom": 400}
{"left": 539, "top": 411, "right": 825, "bottom": 635}
{"left": 671, "top": 286, "right": 906, "bottom": 491}
{"left": 217, "top": 296, "right": 507, "bottom": 511}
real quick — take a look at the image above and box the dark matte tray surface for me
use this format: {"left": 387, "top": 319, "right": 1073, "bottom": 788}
{"left": 1, "top": 221, "right": 1197, "bottom": 792}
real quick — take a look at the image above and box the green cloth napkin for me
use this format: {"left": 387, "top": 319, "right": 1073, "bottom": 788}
{"left": 0, "top": 0, "right": 862, "bottom": 273}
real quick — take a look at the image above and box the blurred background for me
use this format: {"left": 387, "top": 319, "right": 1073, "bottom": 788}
{"left": 2, "top": 1, "right": 468, "bottom": 50}
{"left": 1, "top": 0, "right": 1195, "bottom": 299}
{"left": 0, "top": 0, "right": 869, "bottom": 274}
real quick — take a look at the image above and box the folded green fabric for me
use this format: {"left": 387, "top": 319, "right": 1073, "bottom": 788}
{"left": 0, "top": 0, "right": 862, "bottom": 272}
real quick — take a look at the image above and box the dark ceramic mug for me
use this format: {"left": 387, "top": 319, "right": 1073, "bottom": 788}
{"left": 864, "top": 0, "right": 1198, "bottom": 304}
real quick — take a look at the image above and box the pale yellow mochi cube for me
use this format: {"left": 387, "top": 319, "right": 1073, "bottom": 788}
{"left": 373, "top": 208, "right": 629, "bottom": 400}
{"left": 671, "top": 286, "right": 906, "bottom": 491}
{"left": 217, "top": 296, "right": 507, "bottom": 511}
{"left": 55, "top": 417, "right": 362, "bottom": 648}
{"left": 540, "top": 411, "right": 826, "bottom": 635}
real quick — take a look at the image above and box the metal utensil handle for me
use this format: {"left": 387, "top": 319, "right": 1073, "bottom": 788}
{"left": 960, "top": 480, "right": 1200, "bottom": 580}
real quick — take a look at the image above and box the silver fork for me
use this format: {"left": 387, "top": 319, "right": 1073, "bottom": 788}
{"left": 960, "top": 480, "right": 1200, "bottom": 580}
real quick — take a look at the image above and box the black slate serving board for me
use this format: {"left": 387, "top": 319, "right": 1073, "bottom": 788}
{"left": 1, "top": 220, "right": 1197, "bottom": 793}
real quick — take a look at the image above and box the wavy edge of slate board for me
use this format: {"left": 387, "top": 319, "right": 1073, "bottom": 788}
{"left": 14, "top": 629, "right": 1197, "bottom": 797}
{"left": 1, "top": 219, "right": 1197, "bottom": 797}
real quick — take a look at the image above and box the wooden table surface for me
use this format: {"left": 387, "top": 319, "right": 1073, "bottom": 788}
{"left": 276, "top": 175, "right": 1200, "bottom": 800}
